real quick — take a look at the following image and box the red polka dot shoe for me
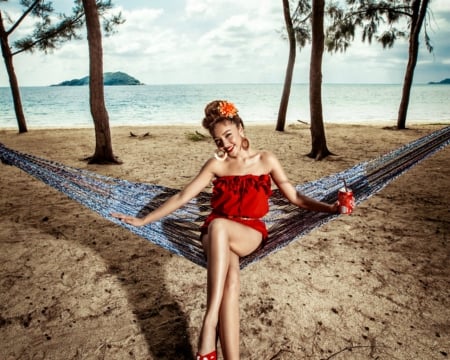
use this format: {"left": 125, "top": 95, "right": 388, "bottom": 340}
{"left": 196, "top": 350, "right": 216, "bottom": 360}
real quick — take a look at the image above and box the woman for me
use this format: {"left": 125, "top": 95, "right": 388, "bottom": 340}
{"left": 112, "top": 100, "right": 339, "bottom": 360}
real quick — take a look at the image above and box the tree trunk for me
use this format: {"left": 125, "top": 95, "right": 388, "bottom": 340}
{"left": 0, "top": 12, "right": 28, "bottom": 133}
{"left": 307, "top": 0, "right": 332, "bottom": 160}
{"left": 276, "top": 0, "right": 296, "bottom": 132}
{"left": 82, "top": 0, "right": 120, "bottom": 164}
{"left": 397, "top": 0, "right": 429, "bottom": 130}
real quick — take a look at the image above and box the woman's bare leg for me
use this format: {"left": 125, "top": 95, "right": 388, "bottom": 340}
{"left": 199, "top": 219, "right": 262, "bottom": 357}
{"left": 198, "top": 220, "right": 231, "bottom": 355}
{"left": 219, "top": 252, "right": 240, "bottom": 360}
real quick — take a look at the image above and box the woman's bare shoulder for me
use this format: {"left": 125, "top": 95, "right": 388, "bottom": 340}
{"left": 258, "top": 149, "right": 278, "bottom": 162}
{"left": 255, "top": 150, "right": 281, "bottom": 174}
{"left": 201, "top": 155, "right": 231, "bottom": 177}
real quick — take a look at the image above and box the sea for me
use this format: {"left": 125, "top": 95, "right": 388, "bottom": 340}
{"left": 1, "top": 83, "right": 449, "bottom": 129}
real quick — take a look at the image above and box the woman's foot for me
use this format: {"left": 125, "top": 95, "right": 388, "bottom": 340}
{"left": 196, "top": 350, "right": 217, "bottom": 360}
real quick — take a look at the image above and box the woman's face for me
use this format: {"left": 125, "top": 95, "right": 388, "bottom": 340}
{"left": 212, "top": 120, "right": 244, "bottom": 157}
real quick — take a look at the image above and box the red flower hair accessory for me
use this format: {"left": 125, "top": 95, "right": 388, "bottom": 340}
{"left": 218, "top": 101, "right": 238, "bottom": 118}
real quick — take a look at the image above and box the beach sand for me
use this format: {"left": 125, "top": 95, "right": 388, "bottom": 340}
{"left": 0, "top": 123, "right": 449, "bottom": 359}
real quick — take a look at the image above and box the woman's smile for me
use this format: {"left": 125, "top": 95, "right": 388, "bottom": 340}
{"left": 225, "top": 144, "right": 235, "bottom": 154}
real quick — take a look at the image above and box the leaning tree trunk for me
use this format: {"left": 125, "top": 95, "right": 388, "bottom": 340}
{"left": 276, "top": 0, "right": 296, "bottom": 132}
{"left": 0, "top": 12, "right": 27, "bottom": 133}
{"left": 307, "top": 0, "right": 332, "bottom": 160}
{"left": 397, "top": 0, "right": 429, "bottom": 130}
{"left": 82, "top": 0, "right": 119, "bottom": 164}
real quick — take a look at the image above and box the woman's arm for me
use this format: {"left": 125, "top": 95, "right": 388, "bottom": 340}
{"left": 266, "top": 151, "right": 339, "bottom": 213}
{"left": 112, "top": 159, "right": 216, "bottom": 226}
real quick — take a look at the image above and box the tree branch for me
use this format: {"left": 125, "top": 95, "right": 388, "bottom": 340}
{"left": 11, "top": 13, "right": 85, "bottom": 56}
{"left": 342, "top": 5, "right": 412, "bottom": 24}
{"left": 7, "top": 0, "right": 41, "bottom": 36}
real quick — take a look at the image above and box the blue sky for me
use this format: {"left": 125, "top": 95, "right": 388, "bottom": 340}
{"left": 0, "top": 0, "right": 449, "bottom": 86}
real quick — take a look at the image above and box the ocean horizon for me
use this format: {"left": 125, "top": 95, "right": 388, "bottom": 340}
{"left": 1, "top": 83, "right": 449, "bottom": 129}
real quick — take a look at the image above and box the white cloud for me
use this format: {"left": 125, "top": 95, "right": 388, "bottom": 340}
{"left": 432, "top": 0, "right": 450, "bottom": 13}
{"left": 185, "top": 0, "right": 218, "bottom": 18}
{"left": 103, "top": 7, "right": 167, "bottom": 54}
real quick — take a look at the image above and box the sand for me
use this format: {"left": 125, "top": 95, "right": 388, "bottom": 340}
{"left": 0, "top": 123, "right": 449, "bottom": 360}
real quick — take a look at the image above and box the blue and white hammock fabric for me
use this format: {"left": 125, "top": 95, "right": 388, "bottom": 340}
{"left": 1, "top": 126, "right": 449, "bottom": 268}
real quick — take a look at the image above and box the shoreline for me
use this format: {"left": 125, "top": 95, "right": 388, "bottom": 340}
{"left": 1, "top": 123, "right": 449, "bottom": 359}
{"left": 1, "top": 119, "right": 449, "bottom": 132}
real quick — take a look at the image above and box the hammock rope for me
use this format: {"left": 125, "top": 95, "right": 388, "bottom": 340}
{"left": 1, "top": 126, "right": 449, "bottom": 268}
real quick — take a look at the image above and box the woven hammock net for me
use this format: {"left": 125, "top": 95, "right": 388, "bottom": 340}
{"left": 1, "top": 126, "right": 449, "bottom": 269}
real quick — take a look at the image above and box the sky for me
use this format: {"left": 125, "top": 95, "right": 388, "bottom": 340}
{"left": 0, "top": 0, "right": 449, "bottom": 87}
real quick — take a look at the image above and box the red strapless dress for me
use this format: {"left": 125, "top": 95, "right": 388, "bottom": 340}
{"left": 201, "top": 174, "right": 272, "bottom": 238}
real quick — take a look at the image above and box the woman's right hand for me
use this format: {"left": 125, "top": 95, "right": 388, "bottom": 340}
{"left": 111, "top": 212, "right": 146, "bottom": 227}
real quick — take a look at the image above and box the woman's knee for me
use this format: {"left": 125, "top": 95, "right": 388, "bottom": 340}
{"left": 207, "top": 219, "right": 232, "bottom": 247}
{"left": 207, "top": 218, "right": 262, "bottom": 257}
{"left": 208, "top": 218, "right": 230, "bottom": 236}
{"left": 202, "top": 221, "right": 233, "bottom": 265}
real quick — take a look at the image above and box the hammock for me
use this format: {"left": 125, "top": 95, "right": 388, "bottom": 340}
{"left": 1, "top": 126, "right": 449, "bottom": 269}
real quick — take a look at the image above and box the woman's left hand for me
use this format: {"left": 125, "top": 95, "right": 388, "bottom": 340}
{"left": 330, "top": 201, "right": 340, "bottom": 214}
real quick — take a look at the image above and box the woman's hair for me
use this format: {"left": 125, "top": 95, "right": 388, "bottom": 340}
{"left": 202, "top": 100, "right": 244, "bottom": 135}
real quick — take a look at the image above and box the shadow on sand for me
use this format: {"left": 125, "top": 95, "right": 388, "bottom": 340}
{"left": 29, "top": 194, "right": 197, "bottom": 359}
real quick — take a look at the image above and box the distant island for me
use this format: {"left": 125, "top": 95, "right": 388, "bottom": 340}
{"left": 52, "top": 71, "right": 143, "bottom": 86}
{"left": 428, "top": 78, "right": 450, "bottom": 85}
